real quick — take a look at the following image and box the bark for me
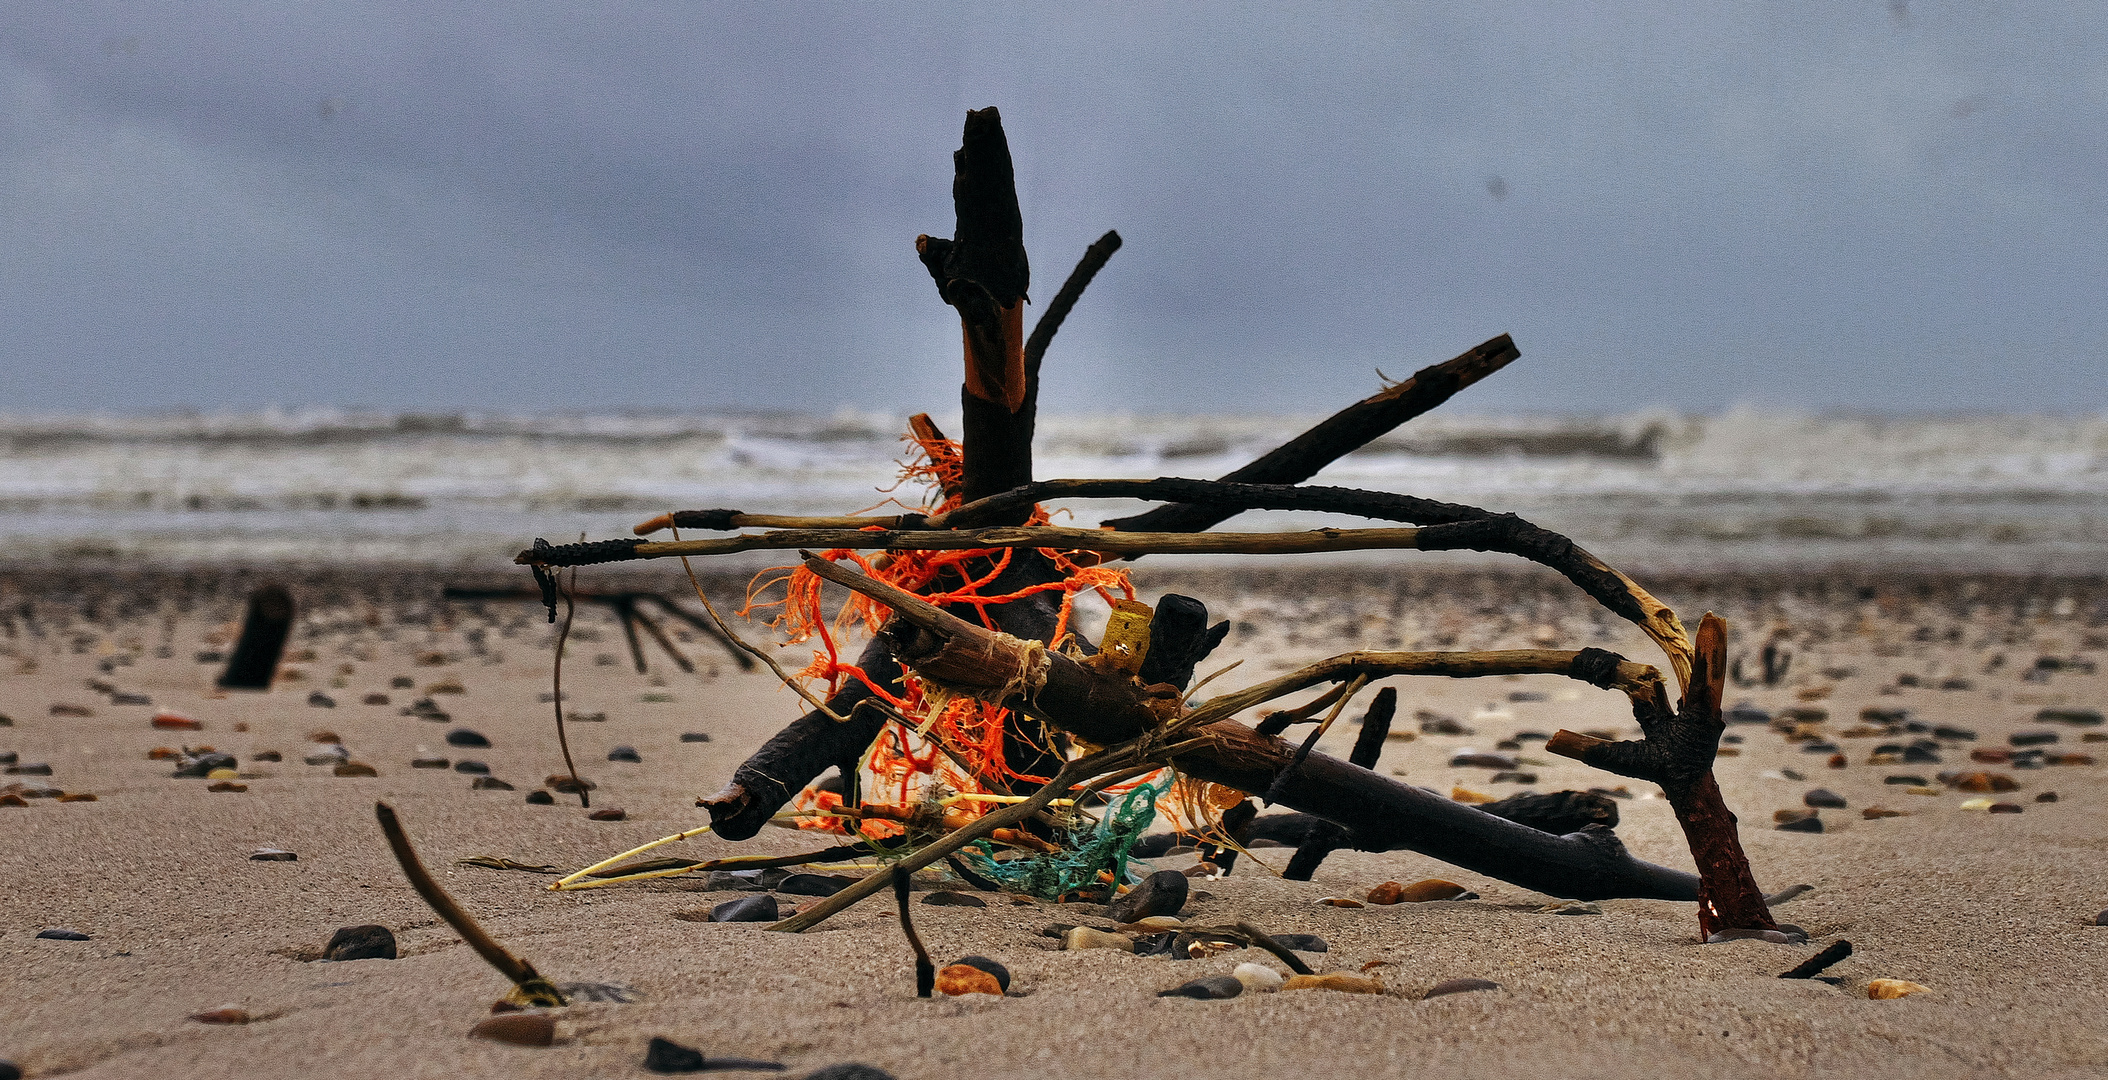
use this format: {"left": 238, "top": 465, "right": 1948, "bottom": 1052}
{"left": 218, "top": 583, "right": 293, "bottom": 690}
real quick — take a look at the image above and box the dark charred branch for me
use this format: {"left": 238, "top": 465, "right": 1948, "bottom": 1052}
{"left": 695, "top": 641, "right": 895, "bottom": 841}
{"left": 1547, "top": 614, "right": 1776, "bottom": 937}
{"left": 441, "top": 586, "right": 750, "bottom": 672}
{"left": 1284, "top": 687, "right": 1395, "bottom": 880}
{"left": 218, "top": 583, "right": 293, "bottom": 690}
{"left": 1103, "top": 333, "right": 1519, "bottom": 534}
{"left": 807, "top": 552, "right": 1700, "bottom": 902}
{"left": 1024, "top": 230, "right": 1121, "bottom": 381}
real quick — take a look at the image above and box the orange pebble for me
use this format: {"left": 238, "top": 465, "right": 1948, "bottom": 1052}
{"left": 934, "top": 964, "right": 1004, "bottom": 996}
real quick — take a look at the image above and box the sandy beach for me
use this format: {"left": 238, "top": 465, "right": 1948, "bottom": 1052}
{"left": 4, "top": 563, "right": 2106, "bottom": 1080}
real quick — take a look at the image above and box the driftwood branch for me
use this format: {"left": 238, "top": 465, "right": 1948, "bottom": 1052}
{"left": 1546, "top": 613, "right": 1776, "bottom": 937}
{"left": 375, "top": 801, "right": 565, "bottom": 1007}
{"left": 800, "top": 552, "right": 1700, "bottom": 902}
{"left": 1102, "top": 333, "right": 1520, "bottom": 533}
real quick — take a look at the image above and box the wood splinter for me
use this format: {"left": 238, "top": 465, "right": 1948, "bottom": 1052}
{"left": 375, "top": 801, "right": 566, "bottom": 1008}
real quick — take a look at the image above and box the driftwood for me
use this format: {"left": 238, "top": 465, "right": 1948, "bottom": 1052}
{"left": 798, "top": 551, "right": 1700, "bottom": 903}
{"left": 442, "top": 586, "right": 752, "bottom": 674}
{"left": 218, "top": 584, "right": 293, "bottom": 690}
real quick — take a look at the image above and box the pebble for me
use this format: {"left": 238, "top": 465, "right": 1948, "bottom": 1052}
{"left": 2039, "top": 707, "right": 2104, "bottom": 726}
{"left": 468, "top": 1011, "right": 555, "bottom": 1046}
{"left": 1119, "top": 915, "right": 1185, "bottom": 932}
{"left": 411, "top": 756, "right": 450, "bottom": 769}
{"left": 1284, "top": 972, "right": 1388, "bottom": 994}
{"left": 50, "top": 703, "right": 93, "bottom": 717}
{"left": 454, "top": 761, "right": 490, "bottom": 774}
{"left": 1803, "top": 789, "right": 1848, "bottom": 809}
{"left": 2036, "top": 791, "right": 2059, "bottom": 803}
{"left": 151, "top": 712, "right": 202, "bottom": 730}
{"left": 777, "top": 873, "right": 855, "bottom": 897}
{"left": 526, "top": 790, "right": 555, "bottom": 804}
{"left": 472, "top": 777, "right": 516, "bottom": 790}
{"left": 206, "top": 767, "right": 240, "bottom": 780}
{"left": 1158, "top": 974, "right": 1243, "bottom": 999}
{"left": 207, "top": 780, "right": 248, "bottom": 793}
{"left": 0, "top": 1058, "right": 18, "bottom": 1080}
{"left": 0, "top": 794, "right": 26, "bottom": 807}
{"left": 250, "top": 848, "right": 298, "bottom": 861}
{"left": 1063, "top": 927, "right": 1135, "bottom": 952}
{"left": 588, "top": 807, "right": 626, "bottom": 820}
{"left": 173, "top": 751, "right": 239, "bottom": 778}
{"left": 678, "top": 732, "right": 712, "bottom": 743}
{"left": 950, "top": 955, "right": 1011, "bottom": 992}
{"left": 1318, "top": 897, "right": 1364, "bottom": 908}
{"left": 333, "top": 761, "right": 378, "bottom": 777}
{"left": 641, "top": 1036, "right": 787, "bottom": 1074}
{"left": 6, "top": 762, "right": 53, "bottom": 776}
{"left": 804, "top": 1066, "right": 895, "bottom": 1080}
{"left": 934, "top": 964, "right": 1004, "bottom": 996}
{"left": 1400, "top": 878, "right": 1477, "bottom": 902}
{"left": 2093, "top": 909, "right": 2108, "bottom": 927}
{"left": 252, "top": 750, "right": 282, "bottom": 762}
{"left": 36, "top": 927, "right": 91, "bottom": 940}
{"left": 391, "top": 676, "right": 415, "bottom": 688}
{"left": 1862, "top": 806, "right": 1906, "bottom": 819}
{"left": 607, "top": 745, "right": 642, "bottom": 763}
{"left": 548, "top": 775, "right": 596, "bottom": 793}
{"left": 1107, "top": 869, "right": 1188, "bottom": 922}
{"left": 1232, "top": 962, "right": 1283, "bottom": 992}
{"left": 1866, "top": 978, "right": 1931, "bottom": 999}
{"left": 1775, "top": 812, "right": 1824, "bottom": 833}
{"left": 1988, "top": 802, "right": 2024, "bottom": 814}
{"left": 1271, "top": 934, "right": 1328, "bottom": 952}
{"left": 920, "top": 891, "right": 987, "bottom": 907}
{"left": 1365, "top": 881, "right": 1406, "bottom": 905}
{"left": 362, "top": 693, "right": 390, "bottom": 705}
{"left": 0, "top": 751, "right": 13, "bottom": 764}
{"left": 1883, "top": 775, "right": 1928, "bottom": 786}
{"left": 1450, "top": 751, "right": 1519, "bottom": 769}
{"left": 1706, "top": 928, "right": 1801, "bottom": 944}
{"left": 1422, "top": 976, "right": 1501, "bottom": 998}
{"left": 308, "top": 692, "right": 336, "bottom": 708}
{"left": 1949, "top": 771, "right": 2019, "bottom": 793}
{"left": 445, "top": 728, "right": 491, "bottom": 748}
{"left": 1450, "top": 786, "right": 1496, "bottom": 804}
{"left": 188, "top": 1006, "right": 252, "bottom": 1024}
{"left": 709, "top": 896, "right": 779, "bottom": 923}
{"left": 301, "top": 749, "right": 348, "bottom": 767}
{"left": 1539, "top": 900, "right": 1602, "bottom": 915}
{"left": 325, "top": 924, "right": 397, "bottom": 961}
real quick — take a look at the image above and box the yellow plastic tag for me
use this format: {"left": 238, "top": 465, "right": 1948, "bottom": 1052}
{"left": 1097, "top": 599, "right": 1154, "bottom": 676}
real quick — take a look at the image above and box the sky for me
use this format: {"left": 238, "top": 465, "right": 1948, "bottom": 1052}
{"left": 2, "top": 3, "right": 2104, "bottom": 417}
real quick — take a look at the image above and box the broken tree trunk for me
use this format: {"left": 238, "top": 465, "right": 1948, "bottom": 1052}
{"left": 800, "top": 551, "right": 1699, "bottom": 901}
{"left": 1547, "top": 614, "right": 1777, "bottom": 936}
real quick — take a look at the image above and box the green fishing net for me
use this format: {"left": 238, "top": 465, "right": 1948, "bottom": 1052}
{"left": 961, "top": 776, "right": 1171, "bottom": 899}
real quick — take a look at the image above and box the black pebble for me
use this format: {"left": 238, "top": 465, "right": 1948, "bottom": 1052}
{"left": 678, "top": 732, "right": 711, "bottom": 743}
{"left": 0, "top": 751, "right": 14, "bottom": 764}
{"left": 453, "top": 760, "right": 490, "bottom": 774}
{"left": 471, "top": 776, "right": 515, "bottom": 790}
{"left": 445, "top": 728, "right": 490, "bottom": 748}
{"left": 390, "top": 676, "right": 414, "bottom": 688}
{"left": 410, "top": 756, "right": 450, "bottom": 769}
{"left": 777, "top": 873, "right": 854, "bottom": 897}
{"left": 1777, "top": 815, "right": 1825, "bottom": 833}
{"left": 1883, "top": 775, "right": 1928, "bottom": 786}
{"left": 642, "top": 1035, "right": 786, "bottom": 1074}
{"left": 920, "top": 891, "right": 987, "bottom": 908}
{"left": 1424, "top": 977, "right": 1501, "bottom": 998}
{"left": 252, "top": 750, "right": 282, "bottom": 762}
{"left": 1934, "top": 725, "right": 1978, "bottom": 741}
{"left": 36, "top": 928, "right": 90, "bottom": 941}
{"left": 0, "top": 1058, "right": 18, "bottom": 1080}
{"left": 950, "top": 955, "right": 1011, "bottom": 992}
{"left": 7, "top": 762, "right": 53, "bottom": 776}
{"left": 1903, "top": 746, "right": 1943, "bottom": 764}
{"left": 308, "top": 692, "right": 336, "bottom": 708}
{"left": 709, "top": 896, "right": 779, "bottom": 923}
{"left": 608, "top": 745, "right": 642, "bottom": 763}
{"left": 171, "top": 752, "right": 237, "bottom": 778}
{"left": 1158, "top": 974, "right": 1243, "bottom": 999}
{"left": 1803, "top": 789, "right": 1847, "bottom": 809}
{"left": 2011, "top": 730, "right": 2059, "bottom": 746}
{"left": 526, "top": 790, "right": 555, "bottom": 805}
{"left": 1799, "top": 742, "right": 1840, "bottom": 754}
{"left": 803, "top": 1067, "right": 897, "bottom": 1080}
{"left": 2093, "top": 909, "right": 2108, "bottom": 926}
{"left": 1107, "top": 869, "right": 1189, "bottom": 922}
{"left": 324, "top": 924, "right": 397, "bottom": 961}
{"left": 1269, "top": 933, "right": 1329, "bottom": 952}
{"left": 111, "top": 692, "right": 152, "bottom": 706}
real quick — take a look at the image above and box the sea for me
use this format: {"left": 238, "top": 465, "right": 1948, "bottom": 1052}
{"left": 2, "top": 408, "right": 2103, "bottom": 575}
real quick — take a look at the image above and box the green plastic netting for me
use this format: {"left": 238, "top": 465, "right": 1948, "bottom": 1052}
{"left": 961, "top": 776, "right": 1172, "bottom": 899}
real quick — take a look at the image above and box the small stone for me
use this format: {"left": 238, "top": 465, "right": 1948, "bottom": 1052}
{"left": 468, "top": 1010, "right": 555, "bottom": 1046}
{"left": 0, "top": 793, "right": 26, "bottom": 806}
{"left": 7, "top": 762, "right": 53, "bottom": 776}
{"left": 1776, "top": 813, "right": 1824, "bottom": 833}
{"left": 641, "top": 1036, "right": 787, "bottom": 1073}
{"left": 1107, "top": 869, "right": 1188, "bottom": 922}
{"left": 50, "top": 703, "right": 93, "bottom": 717}
{"left": 934, "top": 964, "right": 1004, "bottom": 996}
{"left": 1450, "top": 751, "right": 1518, "bottom": 769}
{"left": 777, "top": 873, "right": 854, "bottom": 897}
{"left": 0, "top": 1058, "right": 19, "bottom": 1080}
{"left": 307, "top": 692, "right": 336, "bottom": 708}
{"left": 189, "top": 1006, "right": 252, "bottom": 1024}
{"left": 36, "top": 927, "right": 91, "bottom": 940}
{"left": 1399, "top": 878, "right": 1477, "bottom": 902}
{"left": 1318, "top": 897, "right": 1364, "bottom": 908}
{"left": 1949, "top": 771, "right": 2019, "bottom": 793}
{"left": 325, "top": 924, "right": 397, "bottom": 961}
{"left": 454, "top": 760, "right": 490, "bottom": 774}
{"left": 362, "top": 693, "right": 390, "bottom": 705}
{"left": 472, "top": 776, "right": 516, "bottom": 790}
{"left": 1862, "top": 806, "right": 1905, "bottom": 819}
{"left": 445, "top": 728, "right": 490, "bottom": 747}
{"left": 1118, "top": 915, "right": 1185, "bottom": 932}
{"left": 1063, "top": 927, "right": 1134, "bottom": 952}
{"left": 548, "top": 775, "right": 596, "bottom": 793}
{"left": 250, "top": 848, "right": 297, "bottom": 861}
{"left": 1988, "top": 802, "right": 2024, "bottom": 814}
{"left": 2036, "top": 791, "right": 2059, "bottom": 803}
{"left": 57, "top": 792, "right": 98, "bottom": 802}
{"left": 1706, "top": 928, "right": 1802, "bottom": 944}
{"left": 1365, "top": 881, "right": 1406, "bottom": 905}
{"left": 1232, "top": 962, "right": 1284, "bottom": 992}
{"left": 1450, "top": 786, "right": 1496, "bottom": 804}
{"left": 1803, "top": 789, "right": 1847, "bottom": 809}
{"left": 411, "top": 756, "right": 450, "bottom": 769}
{"left": 608, "top": 745, "right": 642, "bottom": 763}
{"left": 708, "top": 895, "right": 778, "bottom": 923}
{"left": 1270, "top": 933, "right": 1328, "bottom": 952}
{"left": 206, "top": 767, "right": 240, "bottom": 780}
{"left": 526, "top": 790, "right": 555, "bottom": 804}
{"left": 1538, "top": 900, "right": 1602, "bottom": 915}
{"left": 588, "top": 807, "right": 626, "bottom": 821}
{"left": 803, "top": 1066, "right": 894, "bottom": 1080}
{"left": 1283, "top": 972, "right": 1388, "bottom": 994}
{"left": 2039, "top": 707, "right": 2105, "bottom": 726}
{"left": 1158, "top": 974, "right": 1243, "bottom": 999}
{"left": 150, "top": 712, "right": 200, "bottom": 730}
{"left": 390, "top": 675, "right": 415, "bottom": 688}
{"left": 252, "top": 750, "right": 283, "bottom": 762}
{"left": 949, "top": 955, "right": 1011, "bottom": 992}
{"left": 678, "top": 732, "right": 711, "bottom": 743}
{"left": 920, "top": 891, "right": 987, "bottom": 907}
{"left": 1883, "top": 775, "right": 1928, "bottom": 786}
{"left": 333, "top": 761, "right": 377, "bottom": 777}
{"left": 1867, "top": 978, "right": 1931, "bottom": 999}
{"left": 2010, "top": 730, "right": 2060, "bottom": 746}
{"left": 207, "top": 780, "right": 248, "bottom": 792}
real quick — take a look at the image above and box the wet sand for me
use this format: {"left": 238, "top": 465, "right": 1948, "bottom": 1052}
{"left": 3, "top": 564, "right": 2106, "bottom": 1080}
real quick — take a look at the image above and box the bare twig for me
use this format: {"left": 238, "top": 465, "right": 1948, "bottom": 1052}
{"left": 375, "top": 801, "right": 565, "bottom": 1007}
{"left": 552, "top": 566, "right": 587, "bottom": 809}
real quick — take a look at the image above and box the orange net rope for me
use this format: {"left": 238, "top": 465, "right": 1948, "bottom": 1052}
{"left": 741, "top": 427, "right": 1144, "bottom": 833}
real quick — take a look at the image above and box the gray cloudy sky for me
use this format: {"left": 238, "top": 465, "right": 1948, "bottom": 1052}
{"left": 3, "top": 3, "right": 2103, "bottom": 416}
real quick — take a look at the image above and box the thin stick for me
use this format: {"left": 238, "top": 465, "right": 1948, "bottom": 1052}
{"left": 1778, "top": 939, "right": 1853, "bottom": 979}
{"left": 1264, "top": 674, "right": 1367, "bottom": 804}
{"left": 1232, "top": 920, "right": 1317, "bottom": 977}
{"left": 671, "top": 524, "right": 848, "bottom": 722}
{"left": 552, "top": 566, "right": 588, "bottom": 808}
{"left": 524, "top": 525, "right": 1428, "bottom": 564}
{"left": 554, "top": 823, "right": 717, "bottom": 889}
{"left": 374, "top": 801, "right": 565, "bottom": 1007}
{"left": 894, "top": 867, "right": 935, "bottom": 997}
{"left": 1024, "top": 230, "right": 1122, "bottom": 376}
